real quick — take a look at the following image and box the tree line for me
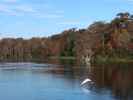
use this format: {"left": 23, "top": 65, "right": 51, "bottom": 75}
{"left": 0, "top": 29, "right": 77, "bottom": 61}
{"left": 0, "top": 12, "right": 133, "bottom": 63}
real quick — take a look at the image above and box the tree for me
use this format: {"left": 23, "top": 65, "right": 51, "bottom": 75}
{"left": 117, "top": 12, "right": 130, "bottom": 19}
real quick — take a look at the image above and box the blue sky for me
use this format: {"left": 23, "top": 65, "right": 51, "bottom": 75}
{"left": 0, "top": 0, "right": 133, "bottom": 38}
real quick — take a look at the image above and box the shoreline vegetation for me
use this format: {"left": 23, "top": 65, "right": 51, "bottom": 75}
{"left": 0, "top": 12, "right": 133, "bottom": 64}
{"left": 93, "top": 56, "right": 133, "bottom": 64}
{"left": 48, "top": 56, "right": 76, "bottom": 60}
{"left": 0, "top": 55, "right": 133, "bottom": 64}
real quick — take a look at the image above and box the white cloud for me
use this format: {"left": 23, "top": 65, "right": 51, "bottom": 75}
{"left": 58, "top": 21, "right": 80, "bottom": 25}
{"left": 35, "top": 13, "right": 63, "bottom": 18}
{"left": 0, "top": 4, "right": 64, "bottom": 18}
{"left": 3, "top": 0, "right": 18, "bottom": 3}
{"left": 0, "top": 1, "right": 64, "bottom": 19}
{"left": 0, "top": 4, "right": 17, "bottom": 15}
{"left": 0, "top": 4, "right": 37, "bottom": 16}
{"left": 0, "top": 4, "right": 9, "bottom": 12}
{"left": 123, "top": 0, "right": 133, "bottom": 3}
{"left": 54, "top": 10, "right": 64, "bottom": 14}
{"left": 125, "top": 0, "right": 133, "bottom": 1}
{"left": 14, "top": 5, "right": 36, "bottom": 13}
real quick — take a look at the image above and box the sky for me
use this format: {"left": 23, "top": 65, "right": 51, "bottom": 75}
{"left": 0, "top": 0, "right": 133, "bottom": 38}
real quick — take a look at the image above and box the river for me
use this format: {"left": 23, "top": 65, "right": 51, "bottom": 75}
{"left": 0, "top": 61, "right": 132, "bottom": 100}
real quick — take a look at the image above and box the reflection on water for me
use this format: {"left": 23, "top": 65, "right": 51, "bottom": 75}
{"left": 90, "top": 64, "right": 133, "bottom": 100}
{"left": 0, "top": 61, "right": 132, "bottom": 100}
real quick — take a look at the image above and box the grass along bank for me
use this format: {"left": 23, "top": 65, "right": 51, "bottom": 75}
{"left": 48, "top": 56, "right": 76, "bottom": 60}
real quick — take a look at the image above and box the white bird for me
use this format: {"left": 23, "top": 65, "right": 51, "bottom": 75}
{"left": 81, "top": 78, "right": 92, "bottom": 86}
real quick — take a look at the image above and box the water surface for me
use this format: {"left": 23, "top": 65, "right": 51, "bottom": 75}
{"left": 0, "top": 62, "right": 132, "bottom": 100}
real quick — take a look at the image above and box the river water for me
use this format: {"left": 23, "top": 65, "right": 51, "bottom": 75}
{"left": 0, "top": 61, "right": 132, "bottom": 100}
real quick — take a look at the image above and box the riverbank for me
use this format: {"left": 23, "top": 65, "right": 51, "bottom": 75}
{"left": 48, "top": 56, "right": 76, "bottom": 60}
{"left": 93, "top": 56, "right": 133, "bottom": 64}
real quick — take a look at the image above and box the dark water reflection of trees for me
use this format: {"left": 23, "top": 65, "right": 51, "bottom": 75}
{"left": 89, "top": 64, "right": 133, "bottom": 100}
{"left": 46, "top": 59, "right": 133, "bottom": 100}
{"left": 32, "top": 58, "right": 133, "bottom": 100}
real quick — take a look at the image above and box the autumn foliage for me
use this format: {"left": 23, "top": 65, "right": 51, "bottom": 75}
{"left": 0, "top": 12, "right": 133, "bottom": 62}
